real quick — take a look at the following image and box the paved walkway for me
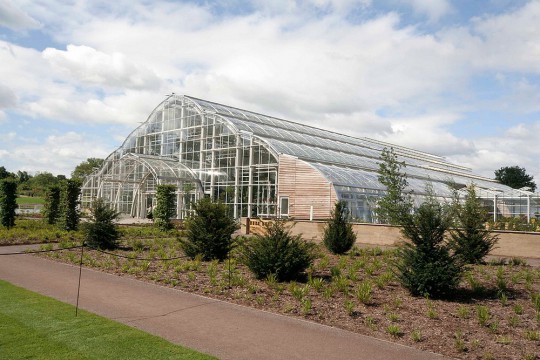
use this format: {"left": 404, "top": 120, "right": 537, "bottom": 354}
{"left": 0, "top": 245, "right": 447, "bottom": 360}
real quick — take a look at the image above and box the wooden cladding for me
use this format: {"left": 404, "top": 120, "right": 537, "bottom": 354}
{"left": 277, "top": 154, "right": 337, "bottom": 219}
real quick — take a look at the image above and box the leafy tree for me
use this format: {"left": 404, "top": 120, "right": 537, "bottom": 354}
{"left": 71, "top": 158, "right": 104, "bottom": 182}
{"left": 396, "top": 195, "right": 463, "bottom": 298}
{"left": 82, "top": 198, "right": 120, "bottom": 250}
{"left": 42, "top": 185, "right": 61, "bottom": 225}
{"left": 495, "top": 166, "right": 536, "bottom": 192}
{"left": 16, "top": 170, "right": 30, "bottom": 184}
{"left": 25, "top": 172, "right": 62, "bottom": 197}
{"left": 180, "top": 197, "right": 239, "bottom": 261}
{"left": 241, "top": 219, "right": 316, "bottom": 282}
{"left": 323, "top": 200, "right": 357, "bottom": 254}
{"left": 59, "top": 179, "right": 81, "bottom": 231}
{"left": 377, "top": 147, "right": 412, "bottom": 225}
{"left": 0, "top": 179, "right": 18, "bottom": 229}
{"left": 449, "top": 185, "right": 498, "bottom": 264}
{"left": 0, "top": 166, "right": 15, "bottom": 180}
{"left": 154, "top": 184, "right": 177, "bottom": 231}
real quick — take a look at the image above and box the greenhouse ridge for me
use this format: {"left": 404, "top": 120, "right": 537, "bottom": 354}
{"left": 81, "top": 95, "right": 538, "bottom": 222}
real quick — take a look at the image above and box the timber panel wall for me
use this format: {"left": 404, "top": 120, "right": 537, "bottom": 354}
{"left": 277, "top": 154, "right": 337, "bottom": 219}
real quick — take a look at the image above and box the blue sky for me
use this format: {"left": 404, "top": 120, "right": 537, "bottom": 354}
{"left": 1, "top": 0, "right": 540, "bottom": 183}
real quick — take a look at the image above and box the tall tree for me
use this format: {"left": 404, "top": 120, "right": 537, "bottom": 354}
{"left": 71, "top": 158, "right": 104, "bottom": 182}
{"left": 42, "top": 185, "right": 62, "bottom": 225}
{"left": 0, "top": 179, "right": 18, "bottom": 229}
{"left": 59, "top": 179, "right": 81, "bottom": 231}
{"left": 377, "top": 147, "right": 412, "bottom": 225}
{"left": 0, "top": 166, "right": 15, "bottom": 180}
{"left": 154, "top": 184, "right": 177, "bottom": 231}
{"left": 495, "top": 166, "right": 536, "bottom": 192}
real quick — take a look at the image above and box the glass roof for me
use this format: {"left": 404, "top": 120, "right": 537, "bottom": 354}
{"left": 181, "top": 96, "right": 516, "bottom": 195}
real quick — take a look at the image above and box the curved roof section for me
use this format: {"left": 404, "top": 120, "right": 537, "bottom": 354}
{"left": 184, "top": 96, "right": 510, "bottom": 193}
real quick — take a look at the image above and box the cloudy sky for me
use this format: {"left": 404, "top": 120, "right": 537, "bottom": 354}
{"left": 1, "top": 0, "right": 539, "bottom": 182}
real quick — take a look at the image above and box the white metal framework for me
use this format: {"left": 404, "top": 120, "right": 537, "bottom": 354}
{"left": 81, "top": 95, "right": 540, "bottom": 222}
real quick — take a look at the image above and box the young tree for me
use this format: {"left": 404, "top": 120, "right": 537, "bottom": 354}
{"left": 323, "top": 200, "right": 357, "bottom": 254}
{"left": 396, "top": 195, "right": 463, "bottom": 298}
{"left": 71, "top": 158, "right": 104, "bottom": 182}
{"left": 449, "top": 185, "right": 498, "bottom": 264}
{"left": 377, "top": 147, "right": 412, "bottom": 225}
{"left": 495, "top": 166, "right": 536, "bottom": 192}
{"left": 180, "top": 197, "right": 239, "bottom": 261}
{"left": 241, "top": 219, "right": 316, "bottom": 281}
{"left": 0, "top": 179, "right": 18, "bottom": 229}
{"left": 82, "top": 198, "right": 120, "bottom": 250}
{"left": 59, "top": 179, "right": 81, "bottom": 231}
{"left": 154, "top": 184, "right": 177, "bottom": 231}
{"left": 42, "top": 185, "right": 61, "bottom": 225}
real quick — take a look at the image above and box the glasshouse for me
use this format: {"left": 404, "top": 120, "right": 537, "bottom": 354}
{"left": 81, "top": 95, "right": 540, "bottom": 222}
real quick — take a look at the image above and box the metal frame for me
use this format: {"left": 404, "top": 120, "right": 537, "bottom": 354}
{"left": 81, "top": 95, "right": 540, "bottom": 222}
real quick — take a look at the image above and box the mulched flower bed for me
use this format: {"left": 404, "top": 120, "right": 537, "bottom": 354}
{"left": 40, "top": 236, "right": 540, "bottom": 360}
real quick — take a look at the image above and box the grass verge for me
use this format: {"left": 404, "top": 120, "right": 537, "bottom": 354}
{"left": 0, "top": 280, "right": 216, "bottom": 360}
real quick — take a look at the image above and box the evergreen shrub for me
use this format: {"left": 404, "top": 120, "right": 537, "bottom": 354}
{"left": 180, "top": 197, "right": 238, "bottom": 261}
{"left": 449, "top": 186, "right": 498, "bottom": 264}
{"left": 82, "top": 198, "right": 120, "bottom": 249}
{"left": 241, "top": 219, "right": 316, "bottom": 282}
{"left": 396, "top": 199, "right": 463, "bottom": 298}
{"left": 323, "top": 200, "right": 356, "bottom": 254}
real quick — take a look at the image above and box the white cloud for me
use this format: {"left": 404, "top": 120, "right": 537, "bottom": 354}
{"left": 42, "top": 45, "right": 163, "bottom": 90}
{"left": 402, "top": 0, "right": 453, "bottom": 22}
{"left": 1, "top": 0, "right": 540, "bottom": 182}
{"left": 0, "top": 0, "right": 40, "bottom": 30}
{"left": 0, "top": 84, "right": 16, "bottom": 108}
{"left": 0, "top": 131, "right": 112, "bottom": 176}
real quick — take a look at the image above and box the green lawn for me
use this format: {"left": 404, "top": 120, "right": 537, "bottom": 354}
{"left": 16, "top": 196, "right": 45, "bottom": 205}
{"left": 0, "top": 280, "right": 216, "bottom": 360}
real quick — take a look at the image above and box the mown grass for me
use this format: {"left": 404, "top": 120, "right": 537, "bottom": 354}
{"left": 0, "top": 280, "right": 216, "bottom": 360}
{"left": 16, "top": 197, "right": 45, "bottom": 205}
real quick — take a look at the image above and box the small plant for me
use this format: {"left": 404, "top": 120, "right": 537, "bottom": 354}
{"left": 410, "top": 330, "right": 422, "bottom": 342}
{"left": 181, "top": 197, "right": 239, "bottom": 261}
{"left": 354, "top": 281, "right": 372, "bottom": 305}
{"left": 499, "top": 292, "right": 508, "bottom": 306}
{"left": 301, "top": 298, "right": 312, "bottom": 315}
{"left": 510, "top": 257, "right": 527, "bottom": 266}
{"left": 525, "top": 330, "right": 539, "bottom": 341}
{"left": 496, "top": 335, "right": 511, "bottom": 345}
{"left": 323, "top": 200, "right": 357, "bottom": 254}
{"left": 458, "top": 305, "right": 470, "bottom": 319}
{"left": 532, "top": 292, "right": 540, "bottom": 312}
{"left": 386, "top": 324, "right": 402, "bottom": 338}
{"left": 364, "top": 316, "right": 376, "bottom": 330}
{"left": 508, "top": 315, "right": 519, "bottom": 327}
{"left": 489, "top": 320, "right": 499, "bottom": 334}
{"left": 514, "top": 304, "right": 524, "bottom": 315}
{"left": 241, "top": 219, "right": 315, "bottom": 282}
{"left": 344, "top": 300, "right": 355, "bottom": 316}
{"left": 426, "top": 298, "right": 438, "bottom": 319}
{"left": 308, "top": 277, "right": 325, "bottom": 292}
{"left": 477, "top": 305, "right": 490, "bottom": 326}
{"left": 387, "top": 312, "right": 400, "bottom": 322}
{"left": 454, "top": 331, "right": 467, "bottom": 352}
{"left": 496, "top": 267, "right": 508, "bottom": 294}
